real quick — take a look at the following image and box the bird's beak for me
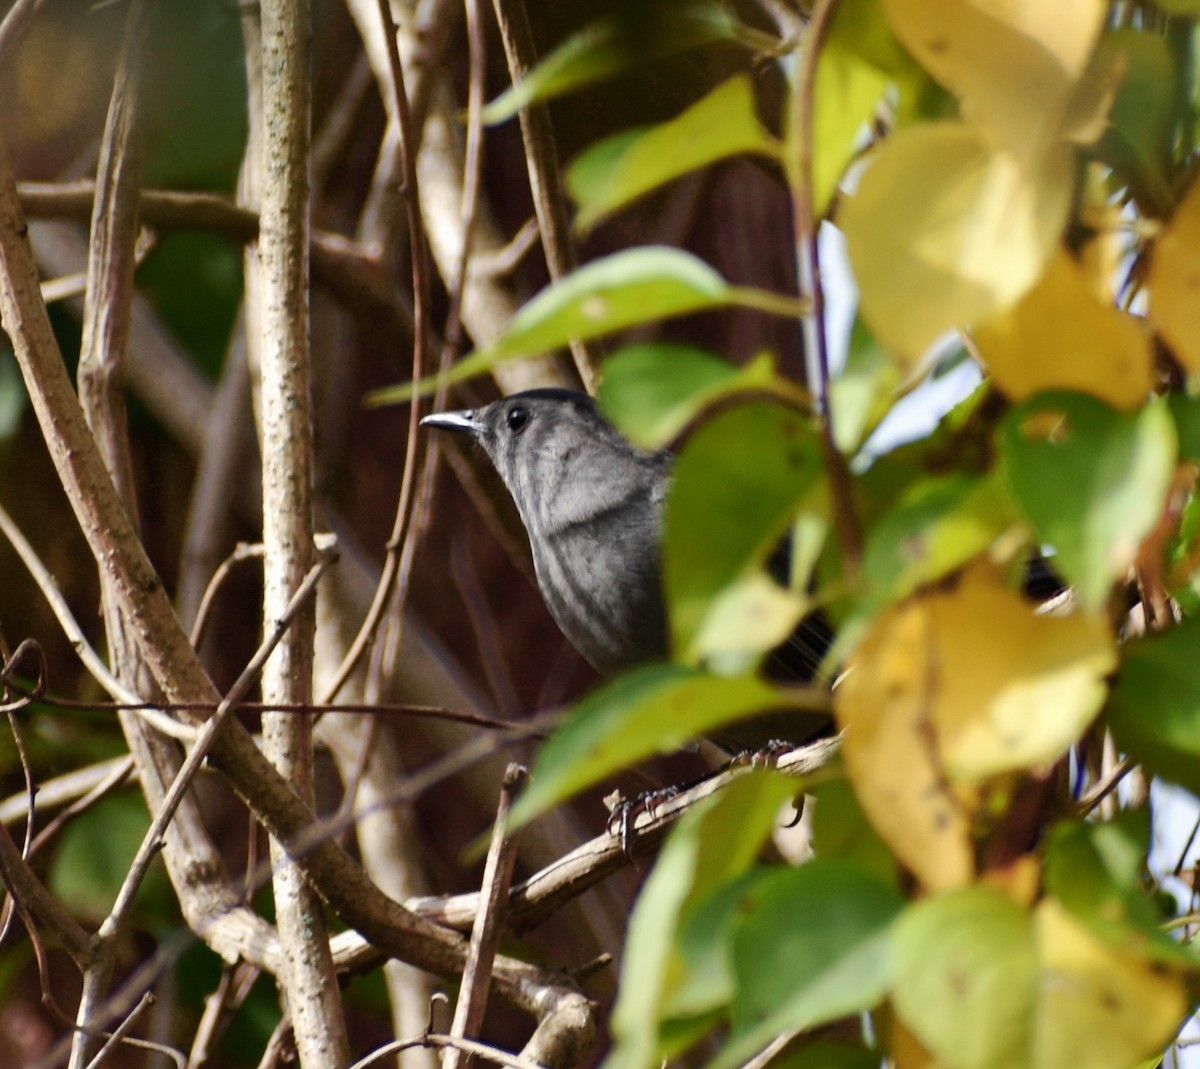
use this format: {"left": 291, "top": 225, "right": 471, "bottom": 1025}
{"left": 420, "top": 409, "right": 483, "bottom": 437}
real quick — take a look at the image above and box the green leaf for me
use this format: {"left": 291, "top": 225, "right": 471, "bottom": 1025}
{"left": 828, "top": 316, "right": 899, "bottom": 454}
{"left": 482, "top": 4, "right": 745, "bottom": 125}
{"left": 369, "top": 247, "right": 807, "bottom": 405}
{"left": 507, "top": 665, "right": 829, "bottom": 830}
{"left": 1152, "top": 0, "right": 1200, "bottom": 14}
{"left": 809, "top": 777, "right": 897, "bottom": 887}
{"left": 892, "top": 888, "right": 1038, "bottom": 1069}
{"left": 604, "top": 773, "right": 801, "bottom": 1069}
{"left": 49, "top": 793, "right": 158, "bottom": 920}
{"left": 568, "top": 75, "right": 779, "bottom": 233}
{"left": 1044, "top": 814, "right": 1195, "bottom": 967}
{"left": 810, "top": 1, "right": 892, "bottom": 215}
{"left": 707, "top": 862, "right": 904, "bottom": 1069}
{"left": 598, "top": 345, "right": 806, "bottom": 450}
{"left": 860, "top": 472, "right": 1014, "bottom": 612}
{"left": 831, "top": 471, "right": 1016, "bottom": 665}
{"left": 768, "top": 1045, "right": 883, "bottom": 1069}
{"left": 1093, "top": 29, "right": 1176, "bottom": 215}
{"left": 1108, "top": 614, "right": 1200, "bottom": 795}
{"left": 999, "top": 392, "right": 1177, "bottom": 612}
{"left": 665, "top": 401, "right": 826, "bottom": 666}
{"left": 1169, "top": 391, "right": 1200, "bottom": 462}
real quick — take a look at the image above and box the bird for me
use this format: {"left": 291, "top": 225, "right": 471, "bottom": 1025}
{"left": 421, "top": 388, "right": 834, "bottom": 752}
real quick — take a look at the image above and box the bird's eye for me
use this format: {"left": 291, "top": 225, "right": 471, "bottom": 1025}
{"left": 506, "top": 405, "right": 531, "bottom": 433}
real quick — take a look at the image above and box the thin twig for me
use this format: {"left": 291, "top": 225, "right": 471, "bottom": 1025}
{"left": 490, "top": 0, "right": 595, "bottom": 390}
{"left": 0, "top": 501, "right": 191, "bottom": 738}
{"left": 188, "top": 541, "right": 265, "bottom": 648}
{"left": 352, "top": 1030, "right": 548, "bottom": 1069}
{"left": 408, "top": 735, "right": 842, "bottom": 933}
{"left": 19, "top": 181, "right": 413, "bottom": 337}
{"left": 445, "top": 764, "right": 528, "bottom": 1069}
{"left": 321, "top": 0, "right": 434, "bottom": 704}
{"left": 442, "top": 0, "right": 488, "bottom": 361}
{"left": 1075, "top": 756, "right": 1136, "bottom": 816}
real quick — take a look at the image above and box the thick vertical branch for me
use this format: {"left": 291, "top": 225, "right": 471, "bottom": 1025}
{"left": 254, "top": 0, "right": 350, "bottom": 1064}
{"left": 70, "top": 3, "right": 157, "bottom": 1064}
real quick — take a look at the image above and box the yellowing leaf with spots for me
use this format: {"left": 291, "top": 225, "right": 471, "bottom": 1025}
{"left": 882, "top": 0, "right": 1108, "bottom": 157}
{"left": 834, "top": 595, "right": 975, "bottom": 892}
{"left": 925, "top": 567, "right": 1115, "bottom": 782}
{"left": 836, "top": 566, "right": 1114, "bottom": 887}
{"left": 841, "top": 123, "right": 1072, "bottom": 365}
{"left": 973, "top": 249, "right": 1153, "bottom": 409}
{"left": 892, "top": 889, "right": 1190, "bottom": 1069}
{"left": 1148, "top": 178, "right": 1200, "bottom": 375}
{"left": 1033, "top": 900, "right": 1188, "bottom": 1069}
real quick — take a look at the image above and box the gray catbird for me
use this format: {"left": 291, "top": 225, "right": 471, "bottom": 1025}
{"left": 422, "top": 389, "right": 833, "bottom": 750}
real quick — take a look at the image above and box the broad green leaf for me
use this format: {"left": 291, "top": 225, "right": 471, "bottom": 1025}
{"left": 810, "top": 0, "right": 921, "bottom": 216}
{"left": 708, "top": 862, "right": 904, "bottom": 1069}
{"left": 569, "top": 75, "right": 779, "bottom": 234}
{"left": 1093, "top": 29, "right": 1176, "bottom": 215}
{"left": 508, "top": 665, "right": 829, "bottom": 830}
{"left": 1149, "top": 176, "right": 1200, "bottom": 374}
{"left": 1000, "top": 392, "right": 1177, "bottom": 611}
{"left": 605, "top": 773, "right": 800, "bottom": 1069}
{"left": 482, "top": 4, "right": 745, "bottom": 124}
{"left": 891, "top": 888, "right": 1038, "bottom": 1069}
{"left": 856, "top": 471, "right": 1015, "bottom": 619}
{"left": 882, "top": 0, "right": 1108, "bottom": 158}
{"left": 665, "top": 401, "right": 826, "bottom": 666}
{"left": 809, "top": 777, "right": 898, "bottom": 888}
{"left": 666, "top": 777, "right": 805, "bottom": 1020}
{"left": 1045, "top": 814, "right": 1195, "bottom": 967}
{"left": 973, "top": 248, "right": 1153, "bottom": 410}
{"left": 1108, "top": 614, "right": 1200, "bottom": 795}
{"left": 1169, "top": 392, "right": 1200, "bottom": 462}
{"left": 841, "top": 122, "right": 1073, "bottom": 365}
{"left": 768, "top": 1046, "right": 882, "bottom": 1069}
{"left": 831, "top": 466, "right": 1017, "bottom": 666}
{"left": 598, "top": 344, "right": 802, "bottom": 450}
{"left": 369, "top": 247, "right": 806, "bottom": 404}
{"left": 1153, "top": 0, "right": 1200, "bottom": 13}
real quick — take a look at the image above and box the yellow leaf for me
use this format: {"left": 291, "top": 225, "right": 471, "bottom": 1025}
{"left": 1034, "top": 900, "right": 1188, "bottom": 1069}
{"left": 842, "top": 123, "right": 1072, "bottom": 366}
{"left": 882, "top": 0, "right": 1108, "bottom": 158}
{"left": 836, "top": 565, "right": 1115, "bottom": 889}
{"left": 835, "top": 596, "right": 976, "bottom": 892}
{"left": 1148, "top": 178, "right": 1200, "bottom": 375}
{"left": 927, "top": 566, "right": 1115, "bottom": 783}
{"left": 973, "top": 249, "right": 1153, "bottom": 410}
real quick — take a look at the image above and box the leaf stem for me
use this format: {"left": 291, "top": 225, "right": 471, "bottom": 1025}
{"left": 792, "top": 0, "right": 863, "bottom": 572}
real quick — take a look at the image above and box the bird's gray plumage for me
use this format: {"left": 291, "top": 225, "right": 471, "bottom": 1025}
{"left": 422, "top": 390, "right": 673, "bottom": 675}
{"left": 422, "top": 389, "right": 831, "bottom": 749}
